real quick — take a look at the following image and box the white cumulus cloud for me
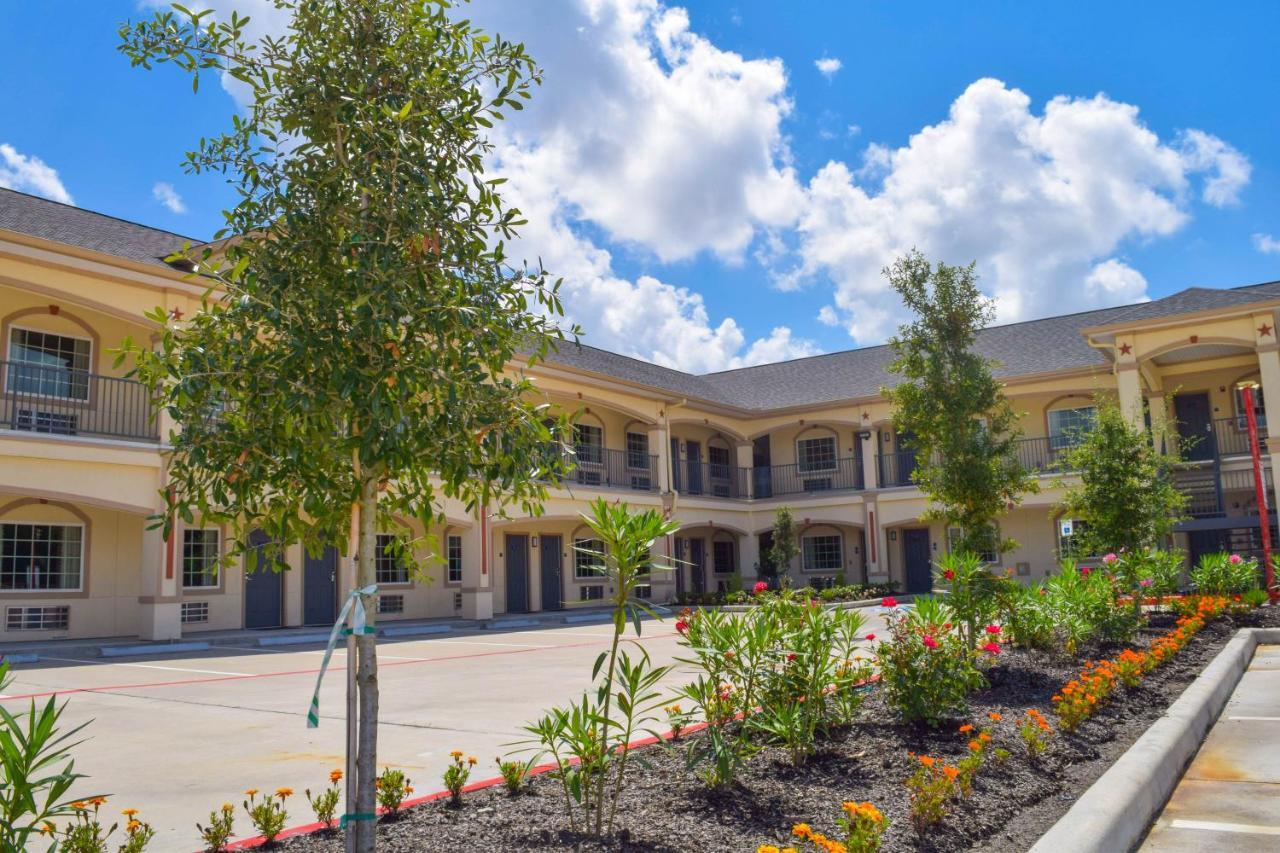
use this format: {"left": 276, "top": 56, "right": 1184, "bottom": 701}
{"left": 786, "top": 79, "right": 1250, "bottom": 342}
{"left": 0, "top": 144, "right": 73, "bottom": 204}
{"left": 815, "top": 57, "right": 842, "bottom": 79}
{"left": 1253, "top": 233, "right": 1280, "bottom": 255}
{"left": 152, "top": 182, "right": 186, "bottom": 214}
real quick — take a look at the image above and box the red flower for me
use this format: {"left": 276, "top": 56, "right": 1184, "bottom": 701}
{"left": 881, "top": 596, "right": 899, "bottom": 608}
{"left": 1080, "top": 567, "right": 1091, "bottom": 576}
{"left": 752, "top": 581, "right": 769, "bottom": 594}
{"left": 943, "top": 622, "right": 952, "bottom": 630}
{"left": 982, "top": 642, "right": 1001, "bottom": 655}
{"left": 985, "top": 624, "right": 1001, "bottom": 635}
{"left": 922, "top": 635, "right": 939, "bottom": 649}
{"left": 864, "top": 633, "right": 876, "bottom": 641}
{"left": 724, "top": 650, "right": 735, "bottom": 659}
{"left": 786, "top": 653, "right": 798, "bottom": 662}
{"left": 675, "top": 619, "right": 689, "bottom": 634}
{"left": 943, "top": 569, "right": 955, "bottom": 581}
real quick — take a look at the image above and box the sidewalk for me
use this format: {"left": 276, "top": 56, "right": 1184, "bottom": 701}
{"left": 1142, "top": 643, "right": 1280, "bottom": 851}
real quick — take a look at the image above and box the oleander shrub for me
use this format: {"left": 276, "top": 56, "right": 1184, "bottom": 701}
{"left": 875, "top": 598, "right": 987, "bottom": 726}
{"left": 1192, "top": 552, "right": 1261, "bottom": 595}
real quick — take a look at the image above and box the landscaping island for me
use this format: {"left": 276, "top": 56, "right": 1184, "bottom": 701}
{"left": 270, "top": 606, "right": 1278, "bottom": 853}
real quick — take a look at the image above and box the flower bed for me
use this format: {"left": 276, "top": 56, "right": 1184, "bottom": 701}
{"left": 269, "top": 604, "right": 1278, "bottom": 853}
{"left": 674, "top": 582, "right": 898, "bottom": 608}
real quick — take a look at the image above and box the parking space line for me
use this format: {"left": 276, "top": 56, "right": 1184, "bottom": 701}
{"left": 42, "top": 657, "right": 249, "bottom": 676}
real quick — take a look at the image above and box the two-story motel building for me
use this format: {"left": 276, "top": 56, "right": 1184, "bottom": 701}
{"left": 2, "top": 187, "right": 1278, "bottom": 642}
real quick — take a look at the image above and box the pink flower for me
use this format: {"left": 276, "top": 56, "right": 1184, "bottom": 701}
{"left": 864, "top": 633, "right": 876, "bottom": 642}
{"left": 922, "top": 635, "right": 939, "bottom": 650}
{"left": 881, "top": 596, "right": 899, "bottom": 608}
{"left": 675, "top": 619, "right": 689, "bottom": 634}
{"left": 985, "top": 624, "right": 1001, "bottom": 635}
{"left": 942, "top": 569, "right": 955, "bottom": 581}
{"left": 1102, "top": 553, "right": 1118, "bottom": 564}
{"left": 1139, "top": 578, "right": 1153, "bottom": 588}
{"left": 1230, "top": 554, "right": 1243, "bottom": 565}
{"left": 752, "top": 581, "right": 769, "bottom": 594}
{"left": 982, "top": 642, "right": 1001, "bottom": 655}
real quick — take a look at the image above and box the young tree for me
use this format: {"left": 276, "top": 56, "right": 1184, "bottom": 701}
{"left": 883, "top": 250, "right": 1036, "bottom": 555}
{"left": 768, "top": 505, "right": 800, "bottom": 587}
{"left": 118, "top": 3, "right": 575, "bottom": 849}
{"left": 1057, "top": 394, "right": 1188, "bottom": 557}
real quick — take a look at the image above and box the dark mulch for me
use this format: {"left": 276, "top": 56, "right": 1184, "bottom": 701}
{"left": 280, "top": 607, "right": 1280, "bottom": 853}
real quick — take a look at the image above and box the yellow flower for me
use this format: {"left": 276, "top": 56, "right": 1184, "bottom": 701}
{"left": 245, "top": 788, "right": 258, "bottom": 797}
{"left": 450, "top": 750, "right": 463, "bottom": 758}
{"left": 89, "top": 797, "right": 107, "bottom": 807}
{"left": 792, "top": 823, "right": 812, "bottom": 839}
{"left": 405, "top": 786, "right": 414, "bottom": 794}
{"left": 758, "top": 847, "right": 781, "bottom": 853}
{"left": 127, "top": 820, "right": 141, "bottom": 833}
{"left": 121, "top": 808, "right": 139, "bottom": 818}
{"left": 222, "top": 803, "right": 234, "bottom": 813}
{"left": 467, "top": 756, "right": 477, "bottom": 766}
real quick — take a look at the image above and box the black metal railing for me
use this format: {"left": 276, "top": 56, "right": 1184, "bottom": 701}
{"left": 877, "top": 450, "right": 919, "bottom": 487}
{"left": 1014, "top": 436, "right": 1080, "bottom": 473}
{"left": 0, "top": 360, "right": 158, "bottom": 442}
{"left": 543, "top": 445, "right": 660, "bottom": 492}
{"left": 673, "top": 460, "right": 749, "bottom": 499}
{"left": 754, "top": 457, "right": 863, "bottom": 498}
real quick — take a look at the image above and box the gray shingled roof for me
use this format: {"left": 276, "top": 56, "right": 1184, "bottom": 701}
{"left": 0, "top": 187, "right": 197, "bottom": 269}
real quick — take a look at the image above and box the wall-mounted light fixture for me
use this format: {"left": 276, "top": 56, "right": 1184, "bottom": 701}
{"left": 530, "top": 536, "right": 539, "bottom": 548}
{"left": 888, "top": 530, "right": 897, "bottom": 541}
{"left": 857, "top": 430, "right": 872, "bottom": 440}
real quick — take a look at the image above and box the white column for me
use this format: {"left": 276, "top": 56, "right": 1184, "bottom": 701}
{"left": 459, "top": 510, "right": 493, "bottom": 620}
{"left": 738, "top": 531, "right": 760, "bottom": 584}
{"left": 138, "top": 522, "right": 182, "bottom": 640}
{"left": 650, "top": 424, "right": 670, "bottom": 494}
{"left": 861, "top": 429, "right": 880, "bottom": 489}
{"left": 1116, "top": 363, "right": 1144, "bottom": 430}
{"left": 735, "top": 441, "right": 754, "bottom": 498}
{"left": 1254, "top": 334, "right": 1280, "bottom": 518}
{"left": 864, "top": 501, "right": 890, "bottom": 584}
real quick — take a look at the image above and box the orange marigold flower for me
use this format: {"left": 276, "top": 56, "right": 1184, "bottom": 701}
{"left": 968, "top": 740, "right": 982, "bottom": 752}
{"left": 988, "top": 712, "right": 1002, "bottom": 722}
{"left": 245, "top": 789, "right": 258, "bottom": 797}
{"left": 89, "top": 797, "right": 107, "bottom": 806}
{"left": 122, "top": 808, "right": 139, "bottom": 817}
{"left": 979, "top": 732, "right": 992, "bottom": 743}
{"left": 330, "top": 769, "right": 343, "bottom": 784}
{"left": 792, "top": 822, "right": 813, "bottom": 838}
{"left": 450, "top": 750, "right": 463, "bottom": 759}
{"left": 468, "top": 756, "right": 477, "bottom": 766}
{"left": 942, "top": 765, "right": 960, "bottom": 781}
{"left": 918, "top": 755, "right": 935, "bottom": 767}
{"left": 276, "top": 787, "right": 294, "bottom": 798}
{"left": 958, "top": 723, "right": 974, "bottom": 733}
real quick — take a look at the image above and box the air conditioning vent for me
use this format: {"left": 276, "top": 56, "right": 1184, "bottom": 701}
{"left": 6, "top": 605, "right": 70, "bottom": 631}
{"left": 802, "top": 477, "right": 833, "bottom": 492}
{"left": 379, "top": 594, "right": 405, "bottom": 614}
{"left": 15, "top": 409, "right": 78, "bottom": 435}
{"left": 181, "top": 601, "right": 209, "bottom": 624}
{"left": 629, "top": 475, "right": 652, "bottom": 491}
{"left": 578, "top": 585, "right": 604, "bottom": 601}
{"left": 575, "top": 469, "right": 602, "bottom": 486}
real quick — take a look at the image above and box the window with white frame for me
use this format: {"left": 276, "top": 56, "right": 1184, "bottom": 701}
{"left": 1, "top": 523, "right": 83, "bottom": 590}
{"left": 1056, "top": 518, "right": 1097, "bottom": 559}
{"left": 1047, "top": 405, "right": 1096, "bottom": 450}
{"left": 574, "top": 423, "right": 604, "bottom": 465}
{"left": 712, "top": 539, "right": 736, "bottom": 575}
{"left": 796, "top": 435, "right": 837, "bottom": 472}
{"left": 182, "top": 528, "right": 221, "bottom": 588}
{"left": 947, "top": 526, "right": 999, "bottom": 564}
{"left": 446, "top": 535, "right": 463, "bottom": 584}
{"left": 375, "top": 534, "right": 409, "bottom": 584}
{"left": 1234, "top": 381, "right": 1266, "bottom": 428}
{"left": 7, "top": 328, "right": 92, "bottom": 400}
{"left": 625, "top": 431, "right": 649, "bottom": 469}
{"left": 574, "top": 537, "right": 604, "bottom": 579}
{"left": 802, "top": 534, "right": 842, "bottom": 573}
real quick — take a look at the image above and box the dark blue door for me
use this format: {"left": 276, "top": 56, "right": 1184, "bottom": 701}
{"left": 303, "top": 546, "right": 338, "bottom": 626}
{"left": 686, "top": 441, "right": 703, "bottom": 495}
{"left": 505, "top": 534, "right": 529, "bottom": 613}
{"left": 540, "top": 535, "right": 563, "bottom": 611}
{"left": 245, "top": 529, "right": 283, "bottom": 629}
{"left": 903, "top": 528, "right": 932, "bottom": 595}
{"left": 689, "top": 538, "right": 706, "bottom": 594}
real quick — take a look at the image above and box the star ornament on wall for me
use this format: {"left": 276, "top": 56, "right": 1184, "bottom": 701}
{"left": 1118, "top": 342, "right": 1133, "bottom": 355}
{"left": 1259, "top": 323, "right": 1273, "bottom": 338}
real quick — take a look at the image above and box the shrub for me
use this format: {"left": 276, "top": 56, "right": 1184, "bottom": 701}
{"left": 1018, "top": 710, "right": 1052, "bottom": 759}
{"left": 876, "top": 598, "right": 986, "bottom": 726}
{"left": 1192, "top": 552, "right": 1260, "bottom": 595}
{"left": 196, "top": 802, "right": 235, "bottom": 852}
{"left": 242, "top": 789, "right": 289, "bottom": 843}
{"left": 784, "top": 801, "right": 888, "bottom": 853}
{"left": 442, "top": 752, "right": 474, "bottom": 805}
{"left": 905, "top": 754, "right": 960, "bottom": 835}
{"left": 999, "top": 583, "right": 1055, "bottom": 651}
{"left": 663, "top": 704, "right": 688, "bottom": 740}
{"left": 1242, "top": 588, "right": 1269, "bottom": 608}
{"left": 495, "top": 755, "right": 534, "bottom": 795}
{"left": 305, "top": 768, "right": 342, "bottom": 828}
{"left": 935, "top": 551, "right": 1011, "bottom": 649}
{"left": 375, "top": 768, "right": 412, "bottom": 815}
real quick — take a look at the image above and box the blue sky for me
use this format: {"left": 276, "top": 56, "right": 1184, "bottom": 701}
{"left": 2, "top": 0, "right": 1278, "bottom": 371}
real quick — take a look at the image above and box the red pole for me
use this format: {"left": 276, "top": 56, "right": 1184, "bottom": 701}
{"left": 1242, "top": 386, "right": 1275, "bottom": 601}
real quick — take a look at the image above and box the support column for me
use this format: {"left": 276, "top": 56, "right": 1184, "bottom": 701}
{"left": 861, "top": 429, "right": 880, "bottom": 489}
{"left": 649, "top": 424, "right": 670, "bottom": 494}
{"left": 138, "top": 522, "right": 182, "bottom": 640}
{"left": 738, "top": 531, "right": 760, "bottom": 584}
{"left": 864, "top": 502, "right": 890, "bottom": 584}
{"left": 1253, "top": 323, "right": 1280, "bottom": 521}
{"left": 735, "top": 441, "right": 754, "bottom": 498}
{"left": 1116, "top": 362, "right": 1144, "bottom": 430}
{"left": 459, "top": 509, "right": 493, "bottom": 620}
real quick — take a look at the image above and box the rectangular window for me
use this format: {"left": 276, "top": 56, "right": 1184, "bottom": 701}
{"left": 574, "top": 537, "right": 603, "bottom": 579}
{"left": 802, "top": 534, "right": 842, "bottom": 573}
{"left": 1234, "top": 383, "right": 1266, "bottom": 428}
{"left": 625, "top": 432, "right": 649, "bottom": 469}
{"left": 1048, "top": 406, "right": 1097, "bottom": 450}
{"left": 7, "top": 328, "right": 92, "bottom": 400}
{"left": 797, "top": 436, "right": 837, "bottom": 472}
{"left": 947, "top": 526, "right": 999, "bottom": 564}
{"left": 0, "top": 523, "right": 83, "bottom": 590}
{"left": 446, "top": 535, "right": 463, "bottom": 584}
{"left": 180, "top": 601, "right": 209, "bottom": 624}
{"left": 182, "top": 529, "right": 221, "bottom": 588}
{"left": 574, "top": 423, "right": 604, "bottom": 465}
{"left": 6, "top": 605, "right": 70, "bottom": 631}
{"left": 375, "top": 534, "right": 409, "bottom": 584}
{"left": 712, "top": 539, "right": 736, "bottom": 575}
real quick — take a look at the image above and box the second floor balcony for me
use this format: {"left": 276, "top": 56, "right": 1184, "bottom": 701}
{"left": 0, "top": 360, "right": 158, "bottom": 444}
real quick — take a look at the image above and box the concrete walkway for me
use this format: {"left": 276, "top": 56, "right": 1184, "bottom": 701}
{"left": 1142, "top": 643, "right": 1280, "bottom": 851}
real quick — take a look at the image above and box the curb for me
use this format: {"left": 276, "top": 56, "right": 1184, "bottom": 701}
{"left": 257, "top": 632, "right": 331, "bottom": 647}
{"left": 1029, "top": 627, "right": 1280, "bottom": 853}
{"left": 100, "top": 641, "right": 210, "bottom": 658}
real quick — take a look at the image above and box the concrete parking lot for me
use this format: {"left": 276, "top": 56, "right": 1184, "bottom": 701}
{"left": 0, "top": 611, "right": 885, "bottom": 850}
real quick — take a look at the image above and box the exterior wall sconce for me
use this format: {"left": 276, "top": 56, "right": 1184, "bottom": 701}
{"left": 888, "top": 530, "right": 897, "bottom": 541}
{"left": 857, "top": 430, "right": 872, "bottom": 440}
{"left": 530, "top": 536, "right": 539, "bottom": 548}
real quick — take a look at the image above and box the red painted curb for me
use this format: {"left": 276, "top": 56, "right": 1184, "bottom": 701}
{"left": 216, "top": 672, "right": 880, "bottom": 850}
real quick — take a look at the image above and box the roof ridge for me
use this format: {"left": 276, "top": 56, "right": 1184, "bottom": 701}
{"left": 0, "top": 186, "right": 204, "bottom": 245}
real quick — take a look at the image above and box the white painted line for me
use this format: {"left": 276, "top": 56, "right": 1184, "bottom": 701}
{"left": 1226, "top": 715, "right": 1280, "bottom": 721}
{"left": 408, "top": 639, "right": 554, "bottom": 649}
{"left": 1170, "top": 819, "right": 1280, "bottom": 836}
{"left": 42, "top": 657, "right": 246, "bottom": 677}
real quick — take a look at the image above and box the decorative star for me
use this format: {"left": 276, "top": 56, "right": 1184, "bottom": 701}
{"left": 168, "top": 307, "right": 184, "bottom": 321}
{"left": 861, "top": 411, "right": 870, "bottom": 421}
{"left": 1259, "top": 323, "right": 1273, "bottom": 338}
{"left": 1118, "top": 342, "right": 1132, "bottom": 355}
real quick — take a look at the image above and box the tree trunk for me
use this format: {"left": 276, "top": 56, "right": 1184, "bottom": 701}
{"left": 353, "top": 474, "right": 380, "bottom": 852}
